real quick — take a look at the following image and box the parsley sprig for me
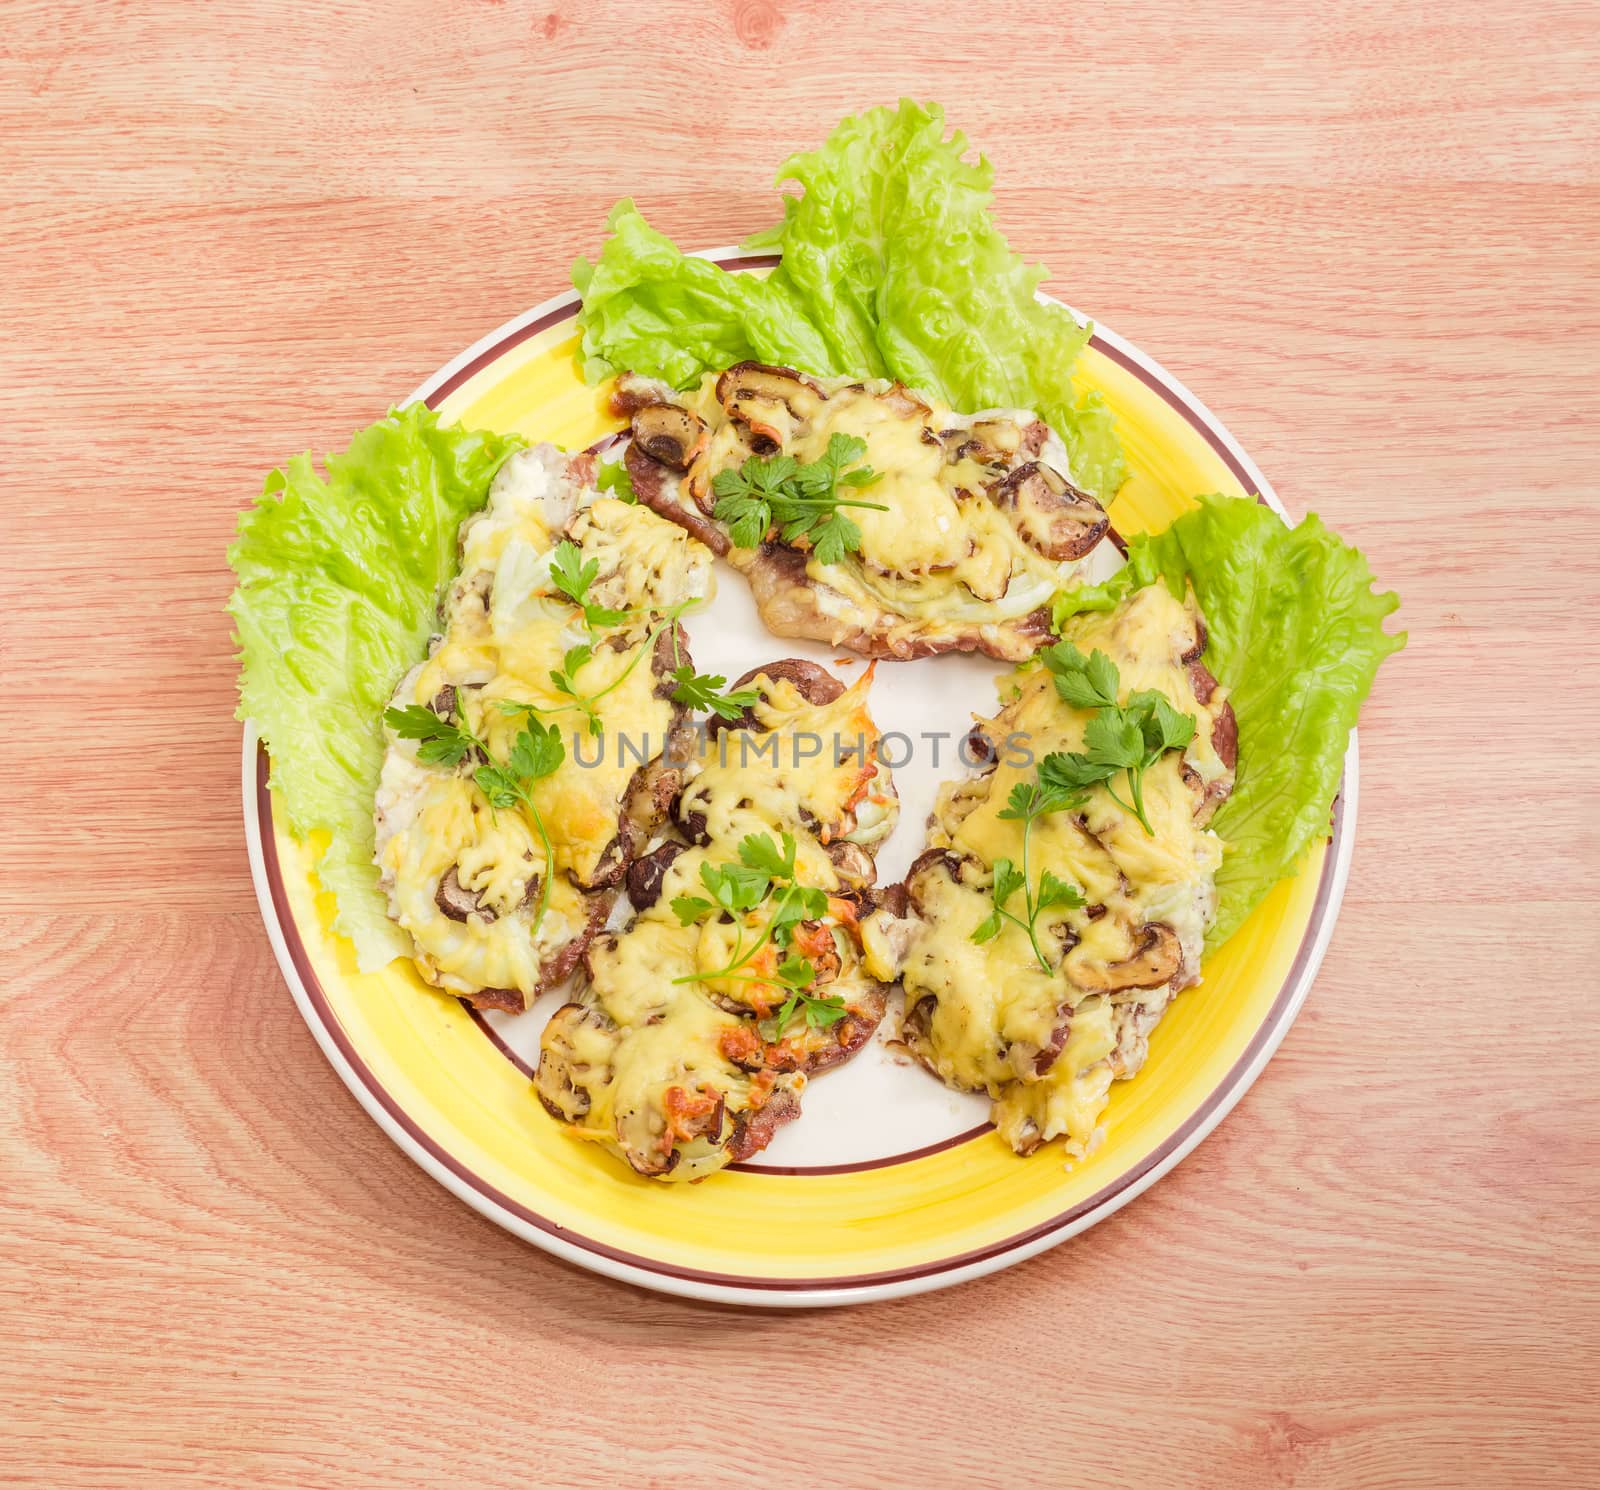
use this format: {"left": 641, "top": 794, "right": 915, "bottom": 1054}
{"left": 669, "top": 831, "right": 846, "bottom": 1036}
{"left": 1037, "top": 643, "right": 1197, "bottom": 836}
{"left": 535, "top": 538, "right": 699, "bottom": 735}
{"left": 972, "top": 779, "right": 1087, "bottom": 973}
{"left": 711, "top": 433, "right": 888, "bottom": 562}
{"left": 384, "top": 696, "right": 565, "bottom": 936}
{"left": 668, "top": 665, "right": 760, "bottom": 722}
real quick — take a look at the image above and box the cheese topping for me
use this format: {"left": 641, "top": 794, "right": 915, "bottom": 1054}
{"left": 374, "top": 446, "right": 714, "bottom": 1006}
{"left": 866, "top": 582, "right": 1235, "bottom": 1158}
{"left": 536, "top": 669, "right": 900, "bottom": 1181}
{"left": 651, "top": 368, "right": 1117, "bottom": 659}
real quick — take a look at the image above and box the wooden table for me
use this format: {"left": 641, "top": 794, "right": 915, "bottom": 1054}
{"left": 4, "top": 3, "right": 1596, "bottom": 1485}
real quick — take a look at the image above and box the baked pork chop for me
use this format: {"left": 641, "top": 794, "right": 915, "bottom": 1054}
{"left": 374, "top": 444, "right": 714, "bottom": 1012}
{"left": 535, "top": 661, "right": 900, "bottom": 1180}
{"left": 860, "top": 581, "right": 1238, "bottom": 1158}
{"left": 612, "top": 363, "right": 1118, "bottom": 662}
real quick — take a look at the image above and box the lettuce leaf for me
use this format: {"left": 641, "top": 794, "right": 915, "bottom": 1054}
{"left": 573, "top": 100, "right": 1126, "bottom": 501}
{"left": 1055, "top": 495, "right": 1405, "bottom": 947}
{"left": 228, "top": 406, "right": 521, "bottom": 969}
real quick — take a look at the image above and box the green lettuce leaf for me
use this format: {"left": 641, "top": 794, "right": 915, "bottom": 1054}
{"left": 1055, "top": 495, "right": 1405, "bottom": 947}
{"left": 228, "top": 406, "right": 521, "bottom": 969}
{"left": 572, "top": 100, "right": 1126, "bottom": 501}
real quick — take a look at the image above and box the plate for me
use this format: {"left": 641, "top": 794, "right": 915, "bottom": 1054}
{"left": 242, "top": 249, "right": 1355, "bottom": 1307}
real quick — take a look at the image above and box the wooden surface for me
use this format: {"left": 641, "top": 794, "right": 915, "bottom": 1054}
{"left": 3, "top": 2, "right": 1597, "bottom": 1485}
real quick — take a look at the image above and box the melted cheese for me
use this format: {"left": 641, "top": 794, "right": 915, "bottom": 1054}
{"left": 538, "top": 670, "right": 899, "bottom": 1181}
{"left": 871, "top": 581, "right": 1234, "bottom": 1158}
{"left": 374, "top": 447, "right": 714, "bottom": 1005}
{"left": 686, "top": 375, "right": 1113, "bottom": 657}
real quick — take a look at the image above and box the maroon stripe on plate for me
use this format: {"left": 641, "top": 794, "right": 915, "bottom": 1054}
{"left": 263, "top": 264, "right": 1341, "bottom": 1292}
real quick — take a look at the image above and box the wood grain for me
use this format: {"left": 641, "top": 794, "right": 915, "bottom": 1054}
{"left": 2, "top": 1, "right": 1597, "bottom": 1485}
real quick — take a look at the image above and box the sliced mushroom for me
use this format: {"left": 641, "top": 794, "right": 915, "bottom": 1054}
{"left": 943, "top": 417, "right": 1022, "bottom": 466}
{"left": 467, "top": 986, "right": 525, "bottom": 1014}
{"left": 705, "top": 656, "right": 846, "bottom": 736}
{"left": 435, "top": 866, "right": 495, "bottom": 925}
{"left": 714, "top": 362, "right": 823, "bottom": 451}
{"left": 631, "top": 404, "right": 706, "bottom": 472}
{"left": 534, "top": 1001, "right": 612, "bottom": 1122}
{"left": 650, "top": 621, "right": 690, "bottom": 700}
{"left": 825, "top": 839, "right": 876, "bottom": 890}
{"left": 731, "top": 658, "right": 846, "bottom": 708}
{"left": 607, "top": 370, "right": 674, "bottom": 418}
{"left": 991, "top": 461, "right": 1110, "bottom": 561}
{"left": 1069, "top": 922, "right": 1183, "bottom": 992}
{"left": 625, "top": 842, "right": 684, "bottom": 912}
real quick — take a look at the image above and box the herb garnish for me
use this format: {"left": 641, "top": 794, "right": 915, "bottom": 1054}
{"left": 711, "top": 433, "right": 888, "bottom": 562}
{"left": 668, "top": 665, "right": 761, "bottom": 721}
{"left": 534, "top": 538, "right": 698, "bottom": 735}
{"left": 384, "top": 696, "right": 565, "bottom": 936}
{"left": 669, "top": 831, "right": 846, "bottom": 1035}
{"left": 971, "top": 778, "right": 1087, "bottom": 973}
{"left": 1037, "top": 643, "right": 1197, "bottom": 836}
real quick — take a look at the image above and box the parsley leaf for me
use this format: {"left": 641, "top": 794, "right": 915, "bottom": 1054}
{"left": 709, "top": 435, "right": 886, "bottom": 557}
{"left": 769, "top": 985, "right": 848, "bottom": 1039}
{"left": 738, "top": 831, "right": 797, "bottom": 881}
{"left": 1035, "top": 649, "right": 1200, "bottom": 836}
{"left": 1042, "top": 643, "right": 1121, "bottom": 711}
{"left": 671, "top": 832, "right": 835, "bottom": 993}
{"left": 669, "top": 664, "right": 760, "bottom": 722}
{"left": 969, "top": 784, "right": 1086, "bottom": 973}
{"left": 383, "top": 702, "right": 475, "bottom": 767}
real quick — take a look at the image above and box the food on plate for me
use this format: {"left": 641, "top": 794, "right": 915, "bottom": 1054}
{"left": 230, "top": 97, "right": 1407, "bottom": 1186}
{"left": 862, "top": 493, "right": 1403, "bottom": 1157}
{"left": 535, "top": 662, "right": 899, "bottom": 1179}
{"left": 374, "top": 444, "right": 714, "bottom": 1010}
{"left": 613, "top": 363, "right": 1115, "bottom": 661}
{"left": 861, "top": 581, "right": 1236, "bottom": 1155}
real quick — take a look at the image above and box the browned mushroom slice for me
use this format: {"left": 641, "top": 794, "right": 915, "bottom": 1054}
{"left": 705, "top": 655, "right": 847, "bottom": 735}
{"left": 623, "top": 841, "right": 684, "bottom": 911}
{"left": 434, "top": 866, "right": 495, "bottom": 924}
{"left": 631, "top": 404, "right": 706, "bottom": 472}
{"left": 943, "top": 417, "right": 1024, "bottom": 465}
{"left": 607, "top": 370, "right": 673, "bottom": 418}
{"left": 825, "top": 839, "right": 876, "bottom": 890}
{"left": 466, "top": 986, "right": 526, "bottom": 1015}
{"left": 534, "top": 1001, "right": 613, "bottom": 1122}
{"left": 1069, "top": 922, "right": 1184, "bottom": 992}
{"left": 991, "top": 461, "right": 1110, "bottom": 561}
{"left": 714, "top": 362, "right": 824, "bottom": 451}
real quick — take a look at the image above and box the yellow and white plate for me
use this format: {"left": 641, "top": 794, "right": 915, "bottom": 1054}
{"left": 243, "top": 251, "right": 1355, "bottom": 1306}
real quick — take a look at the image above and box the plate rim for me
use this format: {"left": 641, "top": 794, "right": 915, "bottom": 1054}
{"left": 240, "top": 249, "right": 1359, "bottom": 1307}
